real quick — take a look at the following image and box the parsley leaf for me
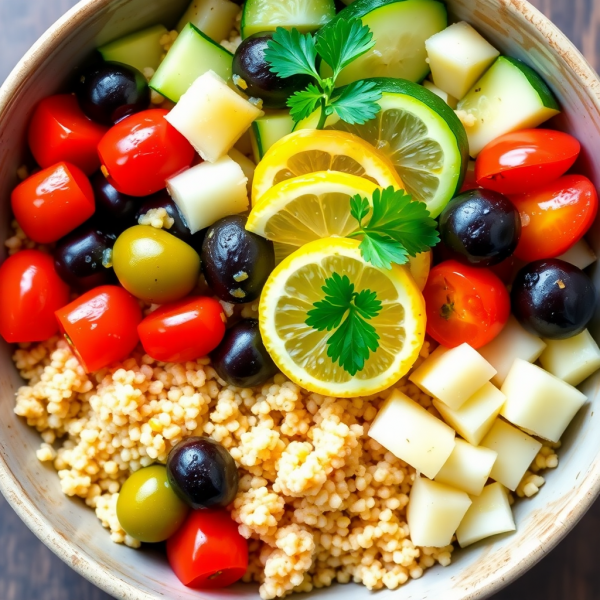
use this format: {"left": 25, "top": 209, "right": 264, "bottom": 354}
{"left": 264, "top": 28, "right": 320, "bottom": 80}
{"left": 305, "top": 273, "right": 382, "bottom": 376}
{"left": 349, "top": 187, "right": 440, "bottom": 269}
{"left": 287, "top": 83, "right": 325, "bottom": 123}
{"left": 331, "top": 80, "right": 382, "bottom": 125}
{"left": 315, "top": 18, "right": 375, "bottom": 79}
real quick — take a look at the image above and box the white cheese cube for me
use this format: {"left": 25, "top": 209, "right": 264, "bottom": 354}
{"left": 228, "top": 148, "right": 255, "bottom": 193}
{"left": 407, "top": 476, "right": 472, "bottom": 548}
{"left": 456, "top": 483, "right": 515, "bottom": 548}
{"left": 480, "top": 419, "right": 542, "bottom": 491}
{"left": 166, "top": 70, "right": 263, "bottom": 163}
{"left": 539, "top": 330, "right": 600, "bottom": 387}
{"left": 434, "top": 438, "right": 497, "bottom": 496}
{"left": 557, "top": 238, "right": 597, "bottom": 270}
{"left": 423, "top": 80, "right": 458, "bottom": 109}
{"left": 369, "top": 390, "right": 455, "bottom": 479}
{"left": 479, "top": 315, "right": 547, "bottom": 386}
{"left": 425, "top": 22, "right": 499, "bottom": 100}
{"left": 434, "top": 382, "right": 505, "bottom": 446}
{"left": 501, "top": 359, "right": 587, "bottom": 442}
{"left": 167, "top": 156, "right": 248, "bottom": 233}
{"left": 177, "top": 0, "right": 240, "bottom": 43}
{"left": 410, "top": 343, "right": 496, "bottom": 410}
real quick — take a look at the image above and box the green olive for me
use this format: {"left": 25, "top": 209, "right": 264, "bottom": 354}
{"left": 116, "top": 465, "right": 189, "bottom": 543}
{"left": 113, "top": 225, "right": 200, "bottom": 303}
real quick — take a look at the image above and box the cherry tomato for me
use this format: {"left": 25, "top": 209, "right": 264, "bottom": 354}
{"left": 167, "top": 509, "right": 248, "bottom": 589}
{"left": 459, "top": 160, "right": 480, "bottom": 193}
{"left": 28, "top": 95, "right": 108, "bottom": 176}
{"left": 0, "top": 250, "right": 70, "bottom": 343}
{"left": 476, "top": 129, "right": 581, "bottom": 194}
{"left": 423, "top": 260, "right": 510, "bottom": 349}
{"left": 55, "top": 285, "right": 142, "bottom": 372}
{"left": 138, "top": 297, "right": 226, "bottom": 363}
{"left": 97, "top": 109, "right": 195, "bottom": 196}
{"left": 11, "top": 162, "right": 95, "bottom": 244}
{"left": 509, "top": 174, "right": 598, "bottom": 262}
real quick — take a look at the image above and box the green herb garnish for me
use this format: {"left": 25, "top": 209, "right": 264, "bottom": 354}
{"left": 348, "top": 187, "right": 440, "bottom": 270}
{"left": 264, "top": 19, "right": 382, "bottom": 128}
{"left": 306, "top": 272, "right": 382, "bottom": 376}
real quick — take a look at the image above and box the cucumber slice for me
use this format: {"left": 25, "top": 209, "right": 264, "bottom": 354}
{"left": 251, "top": 112, "right": 295, "bottom": 162}
{"left": 176, "top": 0, "right": 240, "bottom": 43}
{"left": 318, "top": 0, "right": 447, "bottom": 86}
{"left": 149, "top": 23, "right": 233, "bottom": 102}
{"left": 241, "top": 0, "right": 335, "bottom": 39}
{"left": 98, "top": 25, "right": 168, "bottom": 73}
{"left": 297, "top": 78, "right": 468, "bottom": 218}
{"left": 457, "top": 56, "right": 560, "bottom": 157}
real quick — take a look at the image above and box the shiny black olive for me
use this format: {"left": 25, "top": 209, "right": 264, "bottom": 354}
{"left": 135, "top": 191, "right": 194, "bottom": 243}
{"left": 201, "top": 215, "right": 275, "bottom": 304}
{"left": 232, "top": 33, "right": 313, "bottom": 109}
{"left": 439, "top": 189, "right": 521, "bottom": 267}
{"left": 91, "top": 171, "right": 138, "bottom": 232}
{"left": 210, "top": 319, "right": 278, "bottom": 387}
{"left": 167, "top": 437, "right": 239, "bottom": 510}
{"left": 54, "top": 222, "right": 116, "bottom": 289}
{"left": 511, "top": 259, "right": 596, "bottom": 339}
{"left": 75, "top": 62, "right": 150, "bottom": 125}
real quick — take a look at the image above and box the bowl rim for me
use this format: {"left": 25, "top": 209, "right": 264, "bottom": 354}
{"left": 1, "top": 0, "right": 600, "bottom": 599}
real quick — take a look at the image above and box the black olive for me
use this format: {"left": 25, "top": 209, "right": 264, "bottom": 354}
{"left": 135, "top": 191, "right": 193, "bottom": 244}
{"left": 167, "top": 437, "right": 239, "bottom": 510}
{"left": 232, "top": 33, "right": 313, "bottom": 109}
{"left": 511, "top": 259, "right": 596, "bottom": 339}
{"left": 54, "top": 222, "right": 116, "bottom": 289}
{"left": 210, "top": 319, "right": 278, "bottom": 388}
{"left": 201, "top": 215, "right": 274, "bottom": 303}
{"left": 75, "top": 62, "right": 150, "bottom": 125}
{"left": 91, "top": 171, "right": 138, "bottom": 232}
{"left": 439, "top": 189, "right": 521, "bottom": 267}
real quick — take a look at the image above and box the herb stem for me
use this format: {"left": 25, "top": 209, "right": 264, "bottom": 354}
{"left": 316, "top": 97, "right": 329, "bottom": 130}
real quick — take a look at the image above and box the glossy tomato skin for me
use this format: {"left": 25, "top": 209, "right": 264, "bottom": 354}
{"left": 97, "top": 109, "right": 195, "bottom": 196}
{"left": 423, "top": 260, "right": 510, "bottom": 349}
{"left": 510, "top": 174, "right": 598, "bottom": 262}
{"left": 0, "top": 250, "right": 70, "bottom": 343}
{"left": 167, "top": 509, "right": 248, "bottom": 589}
{"left": 28, "top": 95, "right": 108, "bottom": 176}
{"left": 55, "top": 285, "right": 142, "bottom": 372}
{"left": 476, "top": 129, "right": 581, "bottom": 195}
{"left": 11, "top": 162, "right": 96, "bottom": 244}
{"left": 138, "top": 297, "right": 226, "bottom": 363}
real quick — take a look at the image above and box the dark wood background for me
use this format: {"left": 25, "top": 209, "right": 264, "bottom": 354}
{"left": 0, "top": 0, "right": 598, "bottom": 598}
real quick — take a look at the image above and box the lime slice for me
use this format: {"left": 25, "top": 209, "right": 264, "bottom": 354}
{"left": 297, "top": 78, "right": 469, "bottom": 218}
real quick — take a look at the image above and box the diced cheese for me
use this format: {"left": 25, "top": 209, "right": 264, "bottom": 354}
{"left": 409, "top": 343, "right": 496, "bottom": 410}
{"left": 177, "top": 0, "right": 240, "bottom": 43}
{"left": 425, "top": 22, "right": 499, "bottom": 100}
{"left": 456, "top": 483, "right": 515, "bottom": 548}
{"left": 167, "top": 156, "right": 248, "bottom": 233}
{"left": 557, "top": 238, "right": 597, "bottom": 271}
{"left": 369, "top": 390, "right": 455, "bottom": 479}
{"left": 228, "top": 148, "right": 255, "bottom": 193}
{"left": 434, "top": 382, "right": 505, "bottom": 446}
{"left": 407, "top": 476, "right": 472, "bottom": 548}
{"left": 539, "top": 330, "right": 600, "bottom": 387}
{"left": 478, "top": 315, "right": 547, "bottom": 386}
{"left": 434, "top": 438, "right": 497, "bottom": 496}
{"left": 501, "top": 359, "right": 587, "bottom": 442}
{"left": 166, "top": 70, "right": 263, "bottom": 163}
{"left": 423, "top": 80, "right": 458, "bottom": 109}
{"left": 480, "top": 418, "right": 542, "bottom": 491}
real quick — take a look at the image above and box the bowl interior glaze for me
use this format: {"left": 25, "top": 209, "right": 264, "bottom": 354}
{"left": 1, "top": 0, "right": 600, "bottom": 599}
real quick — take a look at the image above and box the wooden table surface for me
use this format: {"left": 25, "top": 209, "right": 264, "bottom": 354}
{"left": 0, "top": 0, "right": 599, "bottom": 598}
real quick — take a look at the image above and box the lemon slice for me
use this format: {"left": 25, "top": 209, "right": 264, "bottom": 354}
{"left": 259, "top": 237, "right": 426, "bottom": 397}
{"left": 251, "top": 129, "right": 403, "bottom": 205}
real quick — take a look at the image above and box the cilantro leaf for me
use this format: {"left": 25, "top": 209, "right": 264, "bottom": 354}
{"left": 315, "top": 18, "right": 375, "bottom": 79}
{"left": 350, "top": 193, "right": 370, "bottom": 224}
{"left": 287, "top": 83, "right": 324, "bottom": 123}
{"left": 358, "top": 232, "right": 410, "bottom": 269}
{"left": 264, "top": 28, "right": 320, "bottom": 80}
{"left": 305, "top": 273, "right": 381, "bottom": 376}
{"left": 331, "top": 80, "right": 382, "bottom": 125}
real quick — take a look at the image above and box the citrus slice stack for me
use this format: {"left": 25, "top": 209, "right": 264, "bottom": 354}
{"left": 259, "top": 237, "right": 426, "bottom": 397}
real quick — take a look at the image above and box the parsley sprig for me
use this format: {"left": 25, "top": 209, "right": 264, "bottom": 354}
{"left": 264, "top": 19, "right": 382, "bottom": 128}
{"left": 349, "top": 187, "right": 440, "bottom": 269}
{"left": 306, "top": 273, "right": 382, "bottom": 376}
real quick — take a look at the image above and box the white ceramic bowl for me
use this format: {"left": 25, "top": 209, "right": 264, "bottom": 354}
{"left": 1, "top": 0, "right": 600, "bottom": 598}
